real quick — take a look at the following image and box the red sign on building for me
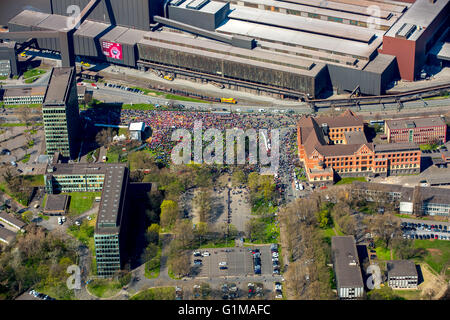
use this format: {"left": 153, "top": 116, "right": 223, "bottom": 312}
{"left": 102, "top": 41, "right": 123, "bottom": 60}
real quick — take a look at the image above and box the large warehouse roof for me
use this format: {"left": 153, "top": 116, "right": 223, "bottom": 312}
{"left": 8, "top": 9, "right": 50, "bottom": 28}
{"left": 142, "top": 30, "right": 320, "bottom": 72}
{"left": 280, "top": 0, "right": 395, "bottom": 18}
{"left": 225, "top": 0, "right": 398, "bottom": 29}
{"left": 138, "top": 36, "right": 325, "bottom": 77}
{"left": 74, "top": 20, "right": 111, "bottom": 38}
{"left": 217, "top": 18, "right": 381, "bottom": 60}
{"left": 228, "top": 6, "right": 381, "bottom": 43}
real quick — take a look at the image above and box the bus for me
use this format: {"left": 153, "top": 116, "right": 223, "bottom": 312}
{"left": 221, "top": 98, "right": 237, "bottom": 104}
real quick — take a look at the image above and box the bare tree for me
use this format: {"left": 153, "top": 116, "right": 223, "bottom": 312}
{"left": 95, "top": 128, "right": 115, "bottom": 147}
{"left": 17, "top": 107, "right": 32, "bottom": 128}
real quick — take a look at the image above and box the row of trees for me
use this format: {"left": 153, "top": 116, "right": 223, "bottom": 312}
{"left": 278, "top": 196, "right": 335, "bottom": 300}
{"left": 0, "top": 225, "right": 78, "bottom": 300}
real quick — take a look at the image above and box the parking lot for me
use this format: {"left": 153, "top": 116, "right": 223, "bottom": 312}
{"left": 401, "top": 218, "right": 450, "bottom": 241}
{"left": 191, "top": 245, "right": 275, "bottom": 278}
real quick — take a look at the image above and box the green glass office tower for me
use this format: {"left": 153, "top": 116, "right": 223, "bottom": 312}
{"left": 42, "top": 67, "right": 81, "bottom": 159}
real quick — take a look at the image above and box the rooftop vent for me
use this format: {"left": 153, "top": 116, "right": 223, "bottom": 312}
{"left": 395, "top": 23, "right": 416, "bottom": 39}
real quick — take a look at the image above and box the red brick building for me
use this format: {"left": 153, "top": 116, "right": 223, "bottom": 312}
{"left": 385, "top": 116, "right": 447, "bottom": 145}
{"left": 297, "top": 110, "right": 421, "bottom": 183}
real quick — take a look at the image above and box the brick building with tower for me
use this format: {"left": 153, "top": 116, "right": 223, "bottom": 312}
{"left": 297, "top": 110, "right": 421, "bottom": 183}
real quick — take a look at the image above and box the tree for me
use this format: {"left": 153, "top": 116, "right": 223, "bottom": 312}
{"left": 231, "top": 169, "right": 246, "bottom": 186}
{"left": 193, "top": 188, "right": 212, "bottom": 223}
{"left": 367, "top": 286, "right": 404, "bottom": 300}
{"left": 160, "top": 200, "right": 179, "bottom": 229}
{"left": 245, "top": 218, "right": 266, "bottom": 241}
{"left": 146, "top": 224, "right": 160, "bottom": 244}
{"left": 392, "top": 238, "right": 426, "bottom": 260}
{"left": 17, "top": 107, "right": 32, "bottom": 128}
{"left": 141, "top": 242, "right": 159, "bottom": 262}
{"left": 169, "top": 250, "right": 191, "bottom": 277}
{"left": 195, "top": 222, "right": 209, "bottom": 246}
{"left": 95, "top": 128, "right": 115, "bottom": 147}
{"left": 173, "top": 219, "right": 194, "bottom": 248}
{"left": 370, "top": 214, "right": 401, "bottom": 249}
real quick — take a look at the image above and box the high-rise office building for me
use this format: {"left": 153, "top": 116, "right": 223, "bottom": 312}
{"left": 42, "top": 67, "right": 81, "bottom": 159}
{"left": 94, "top": 164, "right": 129, "bottom": 278}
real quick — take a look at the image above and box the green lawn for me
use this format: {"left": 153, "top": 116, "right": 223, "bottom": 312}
{"left": 419, "top": 143, "right": 439, "bottom": 151}
{"left": 0, "top": 123, "right": 43, "bottom": 127}
{"left": 375, "top": 246, "right": 392, "bottom": 261}
{"left": 87, "top": 279, "right": 122, "bottom": 298}
{"left": 3, "top": 104, "right": 42, "bottom": 109}
{"left": 144, "top": 246, "right": 162, "bottom": 279}
{"left": 23, "top": 174, "right": 44, "bottom": 187}
{"left": 130, "top": 287, "right": 175, "bottom": 300}
{"left": 335, "top": 177, "right": 366, "bottom": 185}
{"left": 393, "top": 289, "right": 422, "bottom": 300}
{"left": 64, "top": 192, "right": 101, "bottom": 216}
{"left": 165, "top": 94, "right": 206, "bottom": 103}
{"left": 413, "top": 240, "right": 450, "bottom": 275}
{"left": 41, "top": 194, "right": 48, "bottom": 209}
{"left": 23, "top": 68, "right": 46, "bottom": 79}
{"left": 21, "top": 154, "right": 31, "bottom": 163}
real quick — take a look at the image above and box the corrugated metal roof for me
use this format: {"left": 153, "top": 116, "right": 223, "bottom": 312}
{"left": 8, "top": 9, "right": 50, "bottom": 27}
{"left": 141, "top": 31, "right": 319, "bottom": 71}
{"left": 228, "top": 6, "right": 379, "bottom": 43}
{"left": 227, "top": 0, "right": 396, "bottom": 28}
{"left": 216, "top": 18, "right": 381, "bottom": 59}
{"left": 385, "top": 0, "right": 449, "bottom": 40}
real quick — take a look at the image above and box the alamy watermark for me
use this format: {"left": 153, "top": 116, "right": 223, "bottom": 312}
{"left": 366, "top": 264, "right": 382, "bottom": 290}
{"left": 171, "top": 121, "right": 280, "bottom": 175}
{"left": 66, "top": 265, "right": 81, "bottom": 290}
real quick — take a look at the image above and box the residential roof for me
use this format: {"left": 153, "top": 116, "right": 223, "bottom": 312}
{"left": 44, "top": 194, "right": 69, "bottom": 213}
{"left": 314, "top": 110, "right": 364, "bottom": 128}
{"left": 43, "top": 67, "right": 74, "bottom": 105}
{"left": 386, "top": 116, "right": 446, "bottom": 130}
{"left": 0, "top": 212, "right": 26, "bottom": 229}
{"left": 0, "top": 227, "right": 16, "bottom": 244}
{"left": 344, "top": 131, "right": 368, "bottom": 145}
{"left": 298, "top": 111, "right": 367, "bottom": 157}
{"left": 332, "top": 236, "right": 364, "bottom": 289}
{"left": 387, "top": 260, "right": 417, "bottom": 278}
{"left": 374, "top": 143, "right": 420, "bottom": 153}
{"left": 4, "top": 86, "right": 47, "bottom": 98}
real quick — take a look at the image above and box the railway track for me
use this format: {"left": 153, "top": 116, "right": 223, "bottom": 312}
{"left": 306, "top": 83, "right": 450, "bottom": 110}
